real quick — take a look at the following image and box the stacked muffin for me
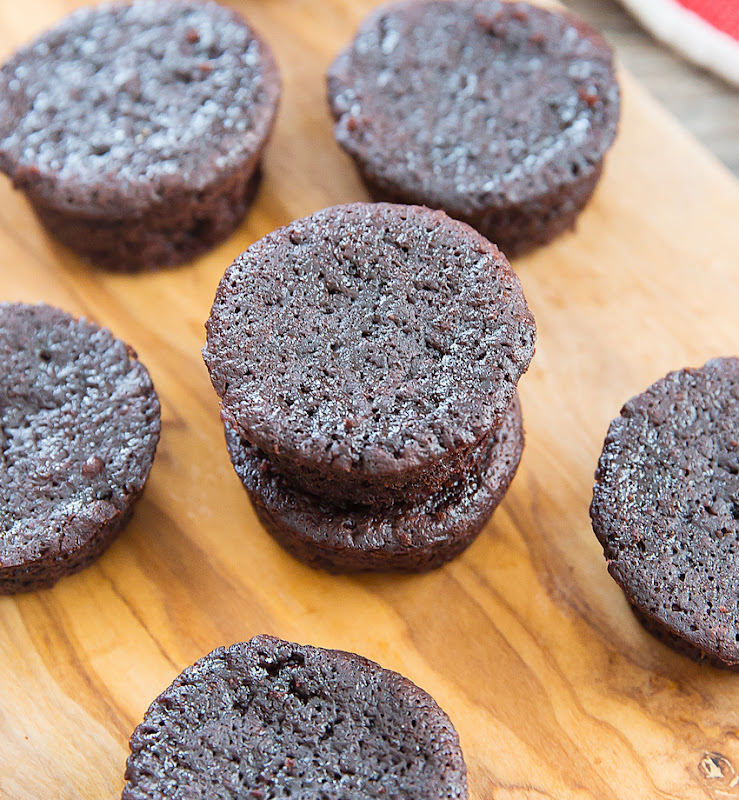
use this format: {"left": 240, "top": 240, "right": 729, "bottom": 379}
{"left": 204, "top": 202, "right": 535, "bottom": 572}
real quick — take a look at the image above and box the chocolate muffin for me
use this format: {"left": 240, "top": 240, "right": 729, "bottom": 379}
{"left": 590, "top": 358, "right": 739, "bottom": 669}
{"left": 204, "top": 203, "right": 534, "bottom": 506}
{"left": 0, "top": 303, "right": 160, "bottom": 593}
{"left": 225, "top": 393, "right": 523, "bottom": 572}
{"left": 0, "top": 1, "right": 280, "bottom": 271}
{"left": 327, "top": 0, "right": 620, "bottom": 257}
{"left": 204, "top": 203, "right": 534, "bottom": 570}
{"left": 122, "top": 635, "right": 468, "bottom": 799}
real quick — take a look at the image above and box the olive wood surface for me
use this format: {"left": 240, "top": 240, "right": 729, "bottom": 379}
{"left": 0, "top": 1, "right": 738, "bottom": 798}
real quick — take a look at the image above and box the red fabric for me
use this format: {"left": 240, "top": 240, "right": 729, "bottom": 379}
{"left": 674, "top": 0, "right": 739, "bottom": 40}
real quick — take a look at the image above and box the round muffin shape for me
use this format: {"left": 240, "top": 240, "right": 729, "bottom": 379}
{"left": 590, "top": 358, "right": 739, "bottom": 669}
{"left": 0, "top": 0, "right": 280, "bottom": 271}
{"left": 0, "top": 303, "right": 160, "bottom": 593}
{"left": 225, "top": 394, "right": 523, "bottom": 572}
{"left": 327, "top": 0, "right": 620, "bottom": 257}
{"left": 204, "top": 202, "right": 535, "bottom": 507}
{"left": 122, "top": 635, "right": 468, "bottom": 799}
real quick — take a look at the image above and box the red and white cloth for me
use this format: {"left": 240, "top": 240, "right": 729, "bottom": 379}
{"left": 618, "top": 0, "right": 739, "bottom": 85}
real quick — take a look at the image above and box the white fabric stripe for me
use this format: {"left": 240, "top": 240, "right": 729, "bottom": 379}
{"left": 619, "top": 0, "right": 739, "bottom": 86}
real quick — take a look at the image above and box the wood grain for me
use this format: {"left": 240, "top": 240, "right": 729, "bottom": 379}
{"left": 0, "top": 1, "right": 738, "bottom": 798}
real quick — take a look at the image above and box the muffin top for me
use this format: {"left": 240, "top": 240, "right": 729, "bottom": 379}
{"left": 591, "top": 358, "right": 739, "bottom": 666}
{"left": 204, "top": 203, "right": 535, "bottom": 494}
{"left": 328, "top": 0, "right": 619, "bottom": 216}
{"left": 0, "top": 303, "right": 160, "bottom": 569}
{"left": 0, "top": 0, "right": 280, "bottom": 214}
{"left": 123, "top": 635, "right": 468, "bottom": 799}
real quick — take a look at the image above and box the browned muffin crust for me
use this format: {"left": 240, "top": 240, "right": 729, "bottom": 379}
{"left": 591, "top": 358, "right": 739, "bottom": 668}
{"left": 225, "top": 394, "right": 523, "bottom": 572}
{"left": 123, "top": 635, "right": 468, "bottom": 799}
{"left": 0, "top": 1, "right": 280, "bottom": 270}
{"left": 204, "top": 202, "right": 535, "bottom": 508}
{"left": 0, "top": 303, "right": 160, "bottom": 592}
{"left": 328, "top": 0, "right": 619, "bottom": 256}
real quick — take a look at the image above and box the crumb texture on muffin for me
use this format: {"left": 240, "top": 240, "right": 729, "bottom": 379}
{"left": 224, "top": 393, "right": 523, "bottom": 572}
{"left": 591, "top": 357, "right": 739, "bottom": 666}
{"left": 0, "top": 302, "right": 160, "bottom": 592}
{"left": 0, "top": 0, "right": 280, "bottom": 213}
{"left": 123, "top": 635, "right": 468, "bottom": 799}
{"left": 204, "top": 202, "right": 534, "bottom": 502}
{"left": 328, "top": 0, "right": 619, "bottom": 254}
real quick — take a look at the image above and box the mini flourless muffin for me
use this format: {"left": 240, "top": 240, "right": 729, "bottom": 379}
{"left": 122, "top": 635, "right": 468, "bottom": 800}
{"left": 0, "top": 0, "right": 280, "bottom": 271}
{"left": 327, "top": 0, "right": 620, "bottom": 257}
{"left": 225, "top": 393, "right": 523, "bottom": 572}
{"left": 591, "top": 358, "right": 739, "bottom": 669}
{"left": 0, "top": 303, "right": 160, "bottom": 593}
{"left": 204, "top": 203, "right": 535, "bottom": 509}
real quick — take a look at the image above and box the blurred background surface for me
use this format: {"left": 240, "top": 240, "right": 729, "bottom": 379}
{"left": 566, "top": 0, "right": 738, "bottom": 176}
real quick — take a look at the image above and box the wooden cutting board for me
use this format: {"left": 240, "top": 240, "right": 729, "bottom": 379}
{"left": 0, "top": 1, "right": 738, "bottom": 798}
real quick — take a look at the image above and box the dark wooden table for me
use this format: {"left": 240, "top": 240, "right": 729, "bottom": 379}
{"left": 566, "top": 0, "right": 739, "bottom": 176}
